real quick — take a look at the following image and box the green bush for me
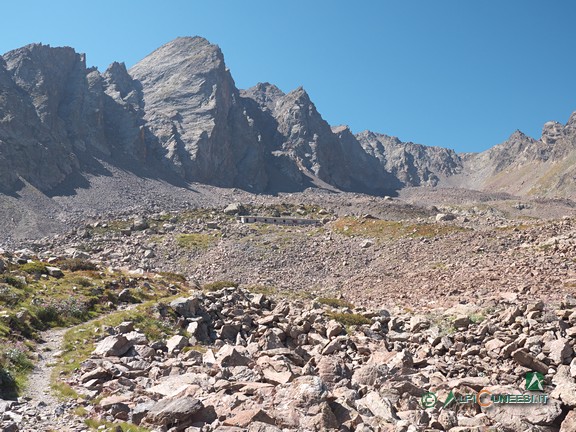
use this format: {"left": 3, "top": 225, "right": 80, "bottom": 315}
{"left": 0, "top": 366, "right": 16, "bottom": 394}
{"left": 327, "top": 312, "right": 371, "bottom": 326}
{"left": 20, "top": 261, "right": 47, "bottom": 275}
{"left": 4, "top": 347, "right": 33, "bottom": 372}
{"left": 67, "top": 276, "right": 93, "bottom": 287}
{"left": 1, "top": 276, "right": 25, "bottom": 289}
{"left": 33, "top": 298, "right": 89, "bottom": 324}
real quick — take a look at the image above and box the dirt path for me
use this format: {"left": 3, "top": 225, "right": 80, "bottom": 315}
{"left": 16, "top": 305, "right": 141, "bottom": 431}
{"left": 23, "top": 327, "right": 66, "bottom": 404}
{"left": 18, "top": 327, "right": 87, "bottom": 432}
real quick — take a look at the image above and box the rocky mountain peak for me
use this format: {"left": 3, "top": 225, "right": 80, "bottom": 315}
{"left": 567, "top": 111, "right": 576, "bottom": 127}
{"left": 104, "top": 62, "right": 135, "bottom": 96}
{"left": 286, "top": 86, "right": 311, "bottom": 104}
{"left": 509, "top": 129, "right": 530, "bottom": 140}
{"left": 3, "top": 43, "right": 87, "bottom": 126}
{"left": 357, "top": 130, "right": 402, "bottom": 146}
{"left": 330, "top": 124, "right": 351, "bottom": 135}
{"left": 129, "top": 36, "right": 267, "bottom": 191}
{"left": 131, "top": 36, "right": 224, "bottom": 79}
{"left": 240, "top": 82, "right": 285, "bottom": 112}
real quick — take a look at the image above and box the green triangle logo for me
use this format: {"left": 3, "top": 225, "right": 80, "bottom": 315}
{"left": 442, "top": 390, "right": 456, "bottom": 409}
{"left": 526, "top": 372, "right": 545, "bottom": 391}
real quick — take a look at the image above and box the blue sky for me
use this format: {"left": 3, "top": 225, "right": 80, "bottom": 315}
{"left": 1, "top": 1, "right": 576, "bottom": 153}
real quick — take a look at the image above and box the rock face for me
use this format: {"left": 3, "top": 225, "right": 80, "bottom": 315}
{"left": 241, "top": 83, "right": 398, "bottom": 194}
{"left": 356, "top": 130, "right": 463, "bottom": 187}
{"left": 0, "top": 47, "right": 82, "bottom": 192}
{"left": 129, "top": 37, "right": 268, "bottom": 192}
{"left": 0, "top": 43, "right": 157, "bottom": 194}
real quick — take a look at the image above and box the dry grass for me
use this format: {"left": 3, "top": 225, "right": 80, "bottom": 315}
{"left": 331, "top": 217, "right": 466, "bottom": 240}
{"left": 175, "top": 233, "right": 217, "bottom": 249}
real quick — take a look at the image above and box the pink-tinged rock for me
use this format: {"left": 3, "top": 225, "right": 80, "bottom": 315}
{"left": 93, "top": 335, "right": 133, "bottom": 357}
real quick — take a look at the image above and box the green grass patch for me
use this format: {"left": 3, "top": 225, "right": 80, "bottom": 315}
{"left": 245, "top": 285, "right": 277, "bottom": 295}
{"left": 469, "top": 312, "right": 485, "bottom": 324}
{"left": 157, "top": 271, "right": 187, "bottom": 283}
{"left": 88, "top": 219, "right": 132, "bottom": 235}
{"left": 51, "top": 380, "right": 80, "bottom": 400}
{"left": 176, "top": 233, "right": 217, "bottom": 249}
{"left": 84, "top": 418, "right": 150, "bottom": 432}
{"left": 20, "top": 261, "right": 48, "bottom": 275}
{"left": 182, "top": 345, "right": 208, "bottom": 354}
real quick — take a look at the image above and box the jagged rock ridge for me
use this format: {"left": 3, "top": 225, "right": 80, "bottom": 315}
{"left": 0, "top": 37, "right": 461, "bottom": 196}
{"left": 1, "top": 36, "right": 576, "bottom": 198}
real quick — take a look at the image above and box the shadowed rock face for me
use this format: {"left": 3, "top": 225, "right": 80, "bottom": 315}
{"left": 0, "top": 46, "right": 83, "bottom": 192}
{"left": 242, "top": 84, "right": 398, "bottom": 194}
{"left": 0, "top": 44, "right": 153, "bottom": 193}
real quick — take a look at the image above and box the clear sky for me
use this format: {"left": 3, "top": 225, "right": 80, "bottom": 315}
{"left": 1, "top": 0, "right": 576, "bottom": 153}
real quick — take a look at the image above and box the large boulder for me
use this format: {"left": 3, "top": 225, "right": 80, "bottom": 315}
{"left": 93, "top": 335, "right": 133, "bottom": 357}
{"left": 143, "top": 396, "right": 215, "bottom": 431}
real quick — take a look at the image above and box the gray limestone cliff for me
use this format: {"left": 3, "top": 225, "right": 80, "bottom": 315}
{"left": 129, "top": 37, "right": 267, "bottom": 192}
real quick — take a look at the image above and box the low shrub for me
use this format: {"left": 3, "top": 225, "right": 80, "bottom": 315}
{"left": 58, "top": 258, "right": 98, "bottom": 272}
{"left": 158, "top": 272, "right": 187, "bottom": 283}
{"left": 1, "top": 276, "right": 25, "bottom": 289}
{"left": 327, "top": 312, "right": 371, "bottom": 326}
{"left": 20, "top": 261, "right": 47, "bottom": 275}
{"left": 33, "top": 298, "right": 89, "bottom": 324}
{"left": 0, "top": 284, "right": 23, "bottom": 306}
{"left": 318, "top": 297, "right": 353, "bottom": 308}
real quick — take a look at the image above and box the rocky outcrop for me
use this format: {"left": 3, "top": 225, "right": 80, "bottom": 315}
{"left": 129, "top": 37, "right": 268, "bottom": 192}
{"left": 356, "top": 130, "right": 463, "bottom": 187}
{"left": 101, "top": 62, "right": 148, "bottom": 160}
{"left": 242, "top": 84, "right": 397, "bottom": 194}
{"left": 0, "top": 44, "right": 157, "bottom": 193}
{"left": 0, "top": 47, "right": 81, "bottom": 192}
